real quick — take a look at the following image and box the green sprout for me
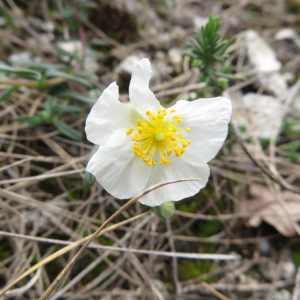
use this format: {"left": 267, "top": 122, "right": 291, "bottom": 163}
{"left": 185, "top": 14, "right": 239, "bottom": 92}
{"left": 15, "top": 97, "right": 83, "bottom": 142}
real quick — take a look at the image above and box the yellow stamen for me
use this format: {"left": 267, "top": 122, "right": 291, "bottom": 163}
{"left": 126, "top": 108, "right": 191, "bottom": 166}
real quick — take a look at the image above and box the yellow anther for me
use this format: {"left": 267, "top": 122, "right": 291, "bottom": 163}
{"left": 127, "top": 109, "right": 189, "bottom": 166}
{"left": 186, "top": 128, "right": 191, "bottom": 132}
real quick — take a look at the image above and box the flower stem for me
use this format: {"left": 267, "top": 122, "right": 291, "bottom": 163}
{"left": 39, "top": 178, "right": 201, "bottom": 300}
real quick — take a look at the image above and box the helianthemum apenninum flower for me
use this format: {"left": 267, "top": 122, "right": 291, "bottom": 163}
{"left": 85, "top": 58, "right": 232, "bottom": 206}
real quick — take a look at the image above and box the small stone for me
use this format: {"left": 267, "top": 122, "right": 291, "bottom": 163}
{"left": 115, "top": 55, "right": 141, "bottom": 77}
{"left": 8, "top": 51, "right": 32, "bottom": 65}
{"left": 193, "top": 16, "right": 209, "bottom": 31}
{"left": 233, "top": 93, "right": 282, "bottom": 139}
{"left": 281, "top": 260, "right": 296, "bottom": 279}
{"left": 0, "top": 16, "right": 7, "bottom": 27}
{"left": 57, "top": 40, "right": 83, "bottom": 59}
{"left": 245, "top": 30, "right": 281, "bottom": 73}
{"left": 244, "top": 30, "right": 288, "bottom": 96}
{"left": 272, "top": 289, "right": 292, "bottom": 300}
{"left": 41, "top": 20, "right": 55, "bottom": 32}
{"left": 168, "top": 48, "right": 182, "bottom": 73}
{"left": 259, "top": 238, "right": 270, "bottom": 254}
{"left": 275, "top": 28, "right": 300, "bottom": 49}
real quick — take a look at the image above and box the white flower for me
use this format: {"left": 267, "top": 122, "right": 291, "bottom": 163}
{"left": 85, "top": 58, "right": 232, "bottom": 207}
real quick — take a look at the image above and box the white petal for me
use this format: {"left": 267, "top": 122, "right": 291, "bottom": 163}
{"left": 129, "top": 58, "right": 162, "bottom": 117}
{"left": 139, "top": 148, "right": 210, "bottom": 207}
{"left": 86, "top": 129, "right": 152, "bottom": 199}
{"left": 169, "top": 97, "right": 232, "bottom": 163}
{"left": 85, "top": 82, "right": 138, "bottom": 146}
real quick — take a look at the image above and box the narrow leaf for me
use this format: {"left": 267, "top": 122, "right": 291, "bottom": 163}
{"left": 0, "top": 86, "right": 18, "bottom": 102}
{"left": 53, "top": 120, "right": 82, "bottom": 141}
{"left": 45, "top": 69, "right": 92, "bottom": 88}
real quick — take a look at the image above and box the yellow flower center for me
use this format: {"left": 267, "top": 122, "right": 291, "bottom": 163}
{"left": 126, "top": 108, "right": 191, "bottom": 166}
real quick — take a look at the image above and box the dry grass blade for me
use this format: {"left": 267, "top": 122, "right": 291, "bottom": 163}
{"left": 39, "top": 178, "right": 202, "bottom": 300}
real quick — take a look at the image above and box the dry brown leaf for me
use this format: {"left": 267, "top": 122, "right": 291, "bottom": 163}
{"left": 238, "top": 184, "right": 300, "bottom": 237}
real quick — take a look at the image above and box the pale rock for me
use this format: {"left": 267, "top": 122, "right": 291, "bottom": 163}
{"left": 245, "top": 30, "right": 281, "bottom": 73}
{"left": 57, "top": 40, "right": 99, "bottom": 73}
{"left": 233, "top": 93, "right": 282, "bottom": 139}
{"left": 244, "top": 30, "right": 287, "bottom": 96}
{"left": 115, "top": 55, "right": 141, "bottom": 77}
{"left": 31, "top": 18, "right": 55, "bottom": 32}
{"left": 272, "top": 289, "right": 292, "bottom": 300}
{"left": 41, "top": 20, "right": 55, "bottom": 32}
{"left": 8, "top": 51, "right": 32, "bottom": 64}
{"left": 28, "top": 33, "right": 54, "bottom": 48}
{"left": 0, "top": 16, "right": 7, "bottom": 27}
{"left": 168, "top": 48, "right": 182, "bottom": 73}
{"left": 84, "top": 56, "right": 99, "bottom": 74}
{"left": 239, "top": 274, "right": 259, "bottom": 285}
{"left": 283, "top": 72, "right": 295, "bottom": 84}
{"left": 281, "top": 260, "right": 296, "bottom": 279}
{"left": 57, "top": 40, "right": 83, "bottom": 59}
{"left": 259, "top": 72, "right": 288, "bottom": 97}
{"left": 275, "top": 28, "right": 300, "bottom": 49}
{"left": 193, "top": 16, "right": 209, "bottom": 31}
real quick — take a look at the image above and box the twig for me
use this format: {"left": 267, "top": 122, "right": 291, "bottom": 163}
{"left": 230, "top": 117, "right": 300, "bottom": 193}
{"left": 201, "top": 281, "right": 231, "bottom": 300}
{"left": 0, "top": 212, "right": 150, "bottom": 297}
{"left": 38, "top": 179, "right": 202, "bottom": 300}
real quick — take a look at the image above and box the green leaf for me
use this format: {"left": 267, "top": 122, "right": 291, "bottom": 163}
{"left": 16, "top": 61, "right": 65, "bottom": 70}
{"left": 0, "top": 63, "right": 42, "bottom": 81}
{"left": 91, "top": 38, "right": 112, "bottom": 47}
{"left": 55, "top": 104, "right": 84, "bottom": 114}
{"left": 0, "top": 7, "right": 15, "bottom": 27}
{"left": 45, "top": 69, "right": 92, "bottom": 88}
{"left": 59, "top": 6, "right": 76, "bottom": 19}
{"left": 78, "top": 1, "right": 98, "bottom": 9}
{"left": 15, "top": 115, "right": 43, "bottom": 127}
{"left": 0, "top": 86, "right": 18, "bottom": 102}
{"left": 53, "top": 120, "right": 82, "bottom": 141}
{"left": 44, "top": 97, "right": 58, "bottom": 113}
{"left": 59, "top": 91, "right": 97, "bottom": 104}
{"left": 37, "top": 110, "right": 53, "bottom": 123}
